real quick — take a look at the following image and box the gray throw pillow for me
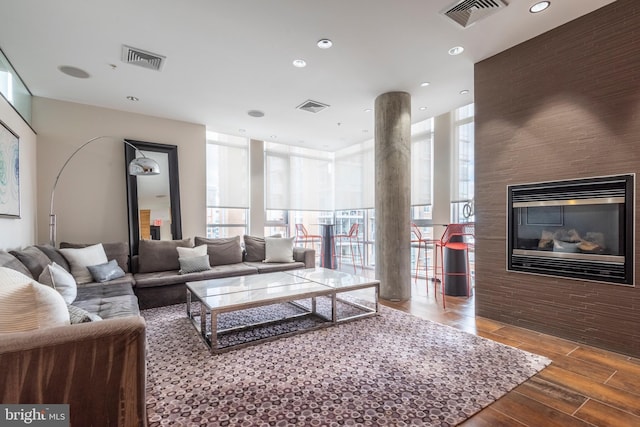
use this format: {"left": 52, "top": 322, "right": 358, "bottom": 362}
{"left": 67, "top": 304, "right": 102, "bottom": 324}
{"left": 87, "top": 259, "right": 126, "bottom": 283}
{"left": 178, "top": 255, "right": 211, "bottom": 274}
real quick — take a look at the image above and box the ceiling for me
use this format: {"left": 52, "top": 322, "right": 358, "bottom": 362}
{"left": 0, "top": 0, "right": 615, "bottom": 151}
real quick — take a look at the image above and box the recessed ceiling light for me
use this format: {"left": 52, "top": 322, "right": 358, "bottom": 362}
{"left": 247, "top": 110, "right": 265, "bottom": 117}
{"left": 317, "top": 39, "right": 333, "bottom": 49}
{"left": 420, "top": 82, "right": 431, "bottom": 87}
{"left": 58, "top": 65, "right": 90, "bottom": 79}
{"left": 529, "top": 1, "right": 550, "bottom": 13}
{"left": 448, "top": 46, "right": 464, "bottom": 56}
{"left": 238, "top": 129, "right": 246, "bottom": 133}
{"left": 460, "top": 89, "right": 470, "bottom": 95}
{"left": 364, "top": 108, "right": 372, "bottom": 113}
{"left": 419, "top": 106, "right": 427, "bottom": 111}
{"left": 126, "top": 96, "right": 139, "bottom": 101}
{"left": 292, "top": 59, "right": 307, "bottom": 68}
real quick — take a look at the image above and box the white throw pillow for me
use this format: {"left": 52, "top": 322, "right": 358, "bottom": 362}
{"left": 38, "top": 262, "right": 78, "bottom": 304}
{"left": 177, "top": 244, "right": 208, "bottom": 259}
{"left": 264, "top": 237, "right": 295, "bottom": 263}
{"left": 59, "top": 243, "right": 108, "bottom": 284}
{"left": 0, "top": 267, "right": 70, "bottom": 333}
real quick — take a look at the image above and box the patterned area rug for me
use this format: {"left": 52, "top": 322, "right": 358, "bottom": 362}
{"left": 143, "top": 304, "right": 550, "bottom": 426}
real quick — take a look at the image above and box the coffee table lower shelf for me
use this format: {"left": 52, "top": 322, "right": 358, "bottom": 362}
{"left": 186, "top": 269, "right": 379, "bottom": 354}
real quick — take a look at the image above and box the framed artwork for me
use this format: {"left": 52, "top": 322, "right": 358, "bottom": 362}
{"left": 0, "top": 120, "right": 19, "bottom": 218}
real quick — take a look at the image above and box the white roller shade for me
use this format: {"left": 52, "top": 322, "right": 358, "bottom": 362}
{"left": 265, "top": 142, "right": 334, "bottom": 211}
{"left": 411, "top": 118, "right": 434, "bottom": 206}
{"left": 206, "top": 134, "right": 249, "bottom": 208}
{"left": 334, "top": 139, "right": 374, "bottom": 210}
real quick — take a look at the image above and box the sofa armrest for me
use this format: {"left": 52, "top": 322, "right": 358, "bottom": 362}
{"left": 293, "top": 247, "right": 315, "bottom": 268}
{"left": 0, "top": 316, "right": 147, "bottom": 427}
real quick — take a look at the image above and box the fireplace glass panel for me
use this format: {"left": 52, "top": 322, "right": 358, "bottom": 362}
{"left": 514, "top": 203, "right": 623, "bottom": 257}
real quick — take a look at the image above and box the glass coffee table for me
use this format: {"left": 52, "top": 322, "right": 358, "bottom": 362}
{"left": 186, "top": 268, "right": 379, "bottom": 353}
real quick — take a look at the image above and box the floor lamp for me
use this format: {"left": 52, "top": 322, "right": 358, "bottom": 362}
{"left": 49, "top": 136, "right": 161, "bottom": 247}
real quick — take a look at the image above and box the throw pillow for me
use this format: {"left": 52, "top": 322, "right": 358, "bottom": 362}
{"left": 178, "top": 255, "right": 211, "bottom": 274}
{"left": 194, "top": 236, "right": 243, "bottom": 266}
{"left": 38, "top": 262, "right": 78, "bottom": 304}
{"left": 59, "top": 243, "right": 109, "bottom": 284}
{"left": 87, "top": 259, "right": 126, "bottom": 283}
{"left": 0, "top": 267, "right": 70, "bottom": 333}
{"left": 176, "top": 244, "right": 208, "bottom": 259}
{"left": 264, "top": 237, "right": 295, "bottom": 263}
{"left": 67, "top": 304, "right": 102, "bottom": 324}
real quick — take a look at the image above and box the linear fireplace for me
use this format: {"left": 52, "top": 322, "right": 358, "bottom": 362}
{"left": 507, "top": 174, "right": 634, "bottom": 286}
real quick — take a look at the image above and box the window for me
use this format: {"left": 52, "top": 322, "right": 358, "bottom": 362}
{"left": 206, "top": 132, "right": 249, "bottom": 237}
{"left": 0, "top": 48, "right": 32, "bottom": 124}
{"left": 452, "top": 103, "right": 475, "bottom": 223}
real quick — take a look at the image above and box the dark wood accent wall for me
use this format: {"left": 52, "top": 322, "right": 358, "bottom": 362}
{"left": 474, "top": 0, "right": 640, "bottom": 357}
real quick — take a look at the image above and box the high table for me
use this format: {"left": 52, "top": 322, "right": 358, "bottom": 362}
{"left": 317, "top": 223, "right": 336, "bottom": 269}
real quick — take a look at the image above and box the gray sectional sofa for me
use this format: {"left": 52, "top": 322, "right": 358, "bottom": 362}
{"left": 0, "top": 234, "right": 315, "bottom": 427}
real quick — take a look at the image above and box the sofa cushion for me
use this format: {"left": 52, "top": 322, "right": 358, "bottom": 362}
{"left": 60, "top": 242, "right": 130, "bottom": 273}
{"left": 0, "top": 250, "right": 33, "bottom": 278}
{"left": 134, "top": 263, "right": 259, "bottom": 288}
{"left": 9, "top": 246, "right": 51, "bottom": 279}
{"left": 243, "top": 261, "right": 305, "bottom": 274}
{"left": 0, "top": 267, "right": 70, "bottom": 333}
{"left": 243, "top": 235, "right": 266, "bottom": 262}
{"left": 194, "top": 236, "right": 243, "bottom": 266}
{"left": 59, "top": 243, "right": 109, "bottom": 284}
{"left": 87, "top": 259, "right": 126, "bottom": 283}
{"left": 34, "top": 244, "right": 71, "bottom": 272}
{"left": 138, "top": 238, "right": 193, "bottom": 273}
{"left": 38, "top": 262, "right": 77, "bottom": 304}
{"left": 73, "top": 282, "right": 140, "bottom": 318}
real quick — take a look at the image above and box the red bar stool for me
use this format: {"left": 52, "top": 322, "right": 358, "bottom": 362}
{"left": 333, "top": 223, "right": 364, "bottom": 273}
{"left": 294, "top": 224, "right": 323, "bottom": 263}
{"left": 411, "top": 223, "right": 438, "bottom": 289}
{"left": 434, "top": 223, "right": 475, "bottom": 309}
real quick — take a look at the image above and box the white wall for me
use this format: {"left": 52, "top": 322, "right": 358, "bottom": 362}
{"left": 33, "top": 97, "right": 206, "bottom": 245}
{"left": 0, "top": 96, "right": 37, "bottom": 250}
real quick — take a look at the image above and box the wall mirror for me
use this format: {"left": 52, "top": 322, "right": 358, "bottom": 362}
{"left": 125, "top": 140, "right": 182, "bottom": 255}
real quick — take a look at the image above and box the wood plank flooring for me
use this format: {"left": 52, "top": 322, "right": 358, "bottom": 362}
{"left": 375, "top": 276, "right": 640, "bottom": 427}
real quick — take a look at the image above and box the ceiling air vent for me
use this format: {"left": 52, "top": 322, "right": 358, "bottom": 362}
{"left": 296, "top": 99, "right": 330, "bottom": 114}
{"left": 442, "top": 0, "right": 508, "bottom": 28}
{"left": 121, "top": 45, "right": 166, "bottom": 71}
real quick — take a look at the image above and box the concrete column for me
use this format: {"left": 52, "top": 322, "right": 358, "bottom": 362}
{"left": 249, "top": 139, "right": 265, "bottom": 236}
{"left": 375, "top": 92, "right": 412, "bottom": 301}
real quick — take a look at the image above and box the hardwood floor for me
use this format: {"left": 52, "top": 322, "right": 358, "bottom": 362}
{"left": 374, "top": 275, "right": 640, "bottom": 427}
